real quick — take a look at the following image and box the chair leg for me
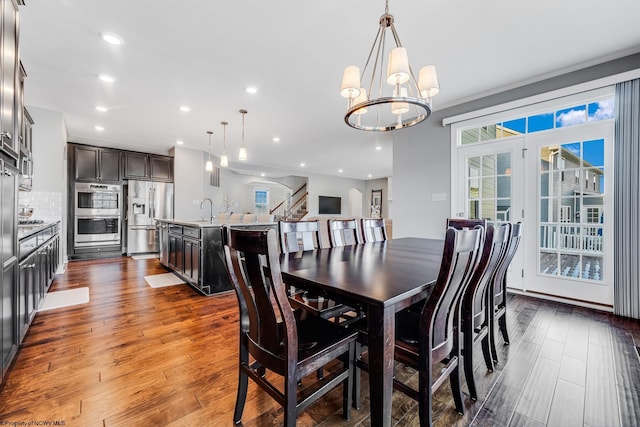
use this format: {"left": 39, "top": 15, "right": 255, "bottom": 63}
{"left": 418, "top": 357, "right": 434, "bottom": 427}
{"left": 498, "top": 311, "right": 510, "bottom": 344}
{"left": 462, "top": 330, "right": 478, "bottom": 401}
{"left": 233, "top": 368, "right": 248, "bottom": 424}
{"left": 352, "top": 341, "right": 362, "bottom": 410}
{"left": 284, "top": 376, "right": 298, "bottom": 427}
{"left": 449, "top": 359, "right": 465, "bottom": 414}
{"left": 481, "top": 333, "right": 494, "bottom": 373}
{"left": 342, "top": 342, "right": 354, "bottom": 420}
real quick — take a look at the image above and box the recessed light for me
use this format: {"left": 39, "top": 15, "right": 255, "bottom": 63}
{"left": 300, "top": 162, "right": 306, "bottom": 167}
{"left": 245, "top": 86, "right": 258, "bottom": 94}
{"left": 176, "top": 140, "right": 184, "bottom": 145}
{"left": 95, "top": 126, "right": 104, "bottom": 131}
{"left": 272, "top": 137, "right": 280, "bottom": 142}
{"left": 98, "top": 74, "right": 115, "bottom": 83}
{"left": 375, "top": 146, "right": 382, "bottom": 151}
{"left": 179, "top": 105, "right": 191, "bottom": 112}
{"left": 338, "top": 169, "right": 343, "bottom": 173}
{"left": 101, "top": 33, "right": 123, "bottom": 46}
{"left": 367, "top": 174, "right": 372, "bottom": 178}
{"left": 260, "top": 173, "right": 266, "bottom": 177}
{"left": 95, "top": 106, "right": 108, "bottom": 112}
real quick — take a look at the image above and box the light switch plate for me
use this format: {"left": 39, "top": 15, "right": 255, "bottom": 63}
{"left": 431, "top": 193, "right": 447, "bottom": 202}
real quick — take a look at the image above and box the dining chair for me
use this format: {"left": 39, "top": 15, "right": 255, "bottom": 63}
{"left": 279, "top": 220, "right": 359, "bottom": 324}
{"left": 216, "top": 212, "right": 229, "bottom": 223}
{"left": 352, "top": 225, "right": 484, "bottom": 426}
{"left": 223, "top": 227, "right": 357, "bottom": 427}
{"left": 489, "top": 222, "right": 522, "bottom": 363}
{"left": 328, "top": 219, "right": 362, "bottom": 247}
{"left": 229, "top": 213, "right": 243, "bottom": 223}
{"left": 361, "top": 218, "right": 387, "bottom": 243}
{"left": 447, "top": 219, "right": 510, "bottom": 401}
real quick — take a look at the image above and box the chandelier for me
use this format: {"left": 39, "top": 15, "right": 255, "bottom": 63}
{"left": 340, "top": 0, "right": 439, "bottom": 132}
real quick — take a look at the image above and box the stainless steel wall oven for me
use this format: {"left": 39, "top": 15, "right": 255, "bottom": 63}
{"left": 75, "top": 182, "right": 121, "bottom": 216}
{"left": 74, "top": 216, "right": 121, "bottom": 247}
{"left": 74, "top": 183, "right": 122, "bottom": 247}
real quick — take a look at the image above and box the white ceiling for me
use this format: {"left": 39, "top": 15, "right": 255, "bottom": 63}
{"left": 18, "top": 0, "right": 640, "bottom": 180}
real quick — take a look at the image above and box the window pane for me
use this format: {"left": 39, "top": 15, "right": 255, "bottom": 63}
{"left": 560, "top": 142, "right": 581, "bottom": 168}
{"left": 497, "top": 176, "right": 510, "bottom": 198}
{"left": 560, "top": 253, "right": 581, "bottom": 278}
{"left": 582, "top": 255, "right": 602, "bottom": 280}
{"left": 540, "top": 250, "right": 558, "bottom": 274}
{"left": 496, "top": 199, "right": 511, "bottom": 221}
{"left": 468, "top": 200, "right": 480, "bottom": 219}
{"left": 556, "top": 105, "right": 586, "bottom": 128}
{"left": 528, "top": 113, "right": 554, "bottom": 133}
{"left": 540, "top": 225, "right": 557, "bottom": 249}
{"left": 461, "top": 128, "right": 480, "bottom": 145}
{"left": 540, "top": 198, "right": 550, "bottom": 222}
{"left": 482, "top": 154, "right": 496, "bottom": 176}
{"left": 482, "top": 177, "right": 495, "bottom": 198}
{"left": 480, "top": 125, "right": 497, "bottom": 141}
{"left": 501, "top": 118, "right": 526, "bottom": 134}
{"left": 583, "top": 139, "right": 604, "bottom": 168}
{"left": 481, "top": 199, "right": 495, "bottom": 220}
{"left": 497, "top": 152, "right": 511, "bottom": 174}
{"left": 588, "top": 99, "right": 614, "bottom": 121}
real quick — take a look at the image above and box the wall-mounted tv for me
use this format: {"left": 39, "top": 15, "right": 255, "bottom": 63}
{"left": 318, "top": 196, "right": 341, "bottom": 215}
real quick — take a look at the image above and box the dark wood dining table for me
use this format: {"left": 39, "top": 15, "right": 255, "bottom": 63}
{"left": 280, "top": 237, "right": 444, "bottom": 427}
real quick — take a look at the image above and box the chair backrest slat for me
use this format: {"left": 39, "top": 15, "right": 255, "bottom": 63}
{"left": 328, "top": 219, "right": 362, "bottom": 247}
{"left": 278, "top": 220, "right": 322, "bottom": 253}
{"left": 361, "top": 218, "right": 387, "bottom": 243}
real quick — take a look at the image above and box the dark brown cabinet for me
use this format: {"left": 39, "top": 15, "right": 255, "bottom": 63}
{"left": 1, "top": 159, "right": 18, "bottom": 383}
{"left": 123, "top": 151, "right": 173, "bottom": 182}
{"left": 0, "top": 0, "right": 20, "bottom": 163}
{"left": 74, "top": 145, "right": 121, "bottom": 183}
{"left": 17, "top": 224, "right": 59, "bottom": 342}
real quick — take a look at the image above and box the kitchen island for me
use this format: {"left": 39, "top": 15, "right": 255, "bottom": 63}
{"left": 156, "top": 219, "right": 276, "bottom": 295}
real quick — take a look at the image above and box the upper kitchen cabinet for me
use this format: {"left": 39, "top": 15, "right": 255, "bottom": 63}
{"left": 123, "top": 151, "right": 173, "bottom": 182}
{"left": 0, "top": 0, "right": 21, "bottom": 164}
{"left": 73, "top": 144, "right": 121, "bottom": 183}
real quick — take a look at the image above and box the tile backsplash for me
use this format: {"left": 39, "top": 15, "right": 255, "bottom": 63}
{"left": 18, "top": 191, "right": 63, "bottom": 223}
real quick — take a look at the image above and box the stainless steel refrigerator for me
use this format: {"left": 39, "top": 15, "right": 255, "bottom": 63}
{"left": 126, "top": 180, "right": 174, "bottom": 255}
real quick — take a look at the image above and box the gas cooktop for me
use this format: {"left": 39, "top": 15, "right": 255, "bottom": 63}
{"left": 18, "top": 219, "right": 45, "bottom": 225}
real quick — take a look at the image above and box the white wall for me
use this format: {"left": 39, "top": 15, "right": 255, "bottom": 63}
{"left": 172, "top": 146, "right": 207, "bottom": 219}
{"left": 306, "top": 173, "right": 366, "bottom": 217}
{"left": 21, "top": 106, "right": 68, "bottom": 265}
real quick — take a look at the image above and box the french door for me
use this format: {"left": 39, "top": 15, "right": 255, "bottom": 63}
{"left": 455, "top": 121, "right": 613, "bottom": 305}
{"left": 523, "top": 122, "right": 613, "bottom": 305}
{"left": 455, "top": 138, "right": 525, "bottom": 290}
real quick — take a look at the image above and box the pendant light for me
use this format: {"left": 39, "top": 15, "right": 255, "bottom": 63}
{"left": 238, "top": 109, "right": 248, "bottom": 161}
{"left": 220, "top": 121, "right": 229, "bottom": 167}
{"left": 340, "top": 0, "right": 439, "bottom": 132}
{"left": 205, "top": 131, "right": 213, "bottom": 171}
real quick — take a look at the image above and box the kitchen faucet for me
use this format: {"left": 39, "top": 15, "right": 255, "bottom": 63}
{"left": 200, "top": 198, "right": 214, "bottom": 222}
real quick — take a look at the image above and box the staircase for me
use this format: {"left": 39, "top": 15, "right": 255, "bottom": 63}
{"left": 270, "top": 184, "right": 308, "bottom": 221}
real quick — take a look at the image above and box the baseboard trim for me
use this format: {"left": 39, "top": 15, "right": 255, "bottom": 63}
{"left": 507, "top": 288, "right": 614, "bottom": 312}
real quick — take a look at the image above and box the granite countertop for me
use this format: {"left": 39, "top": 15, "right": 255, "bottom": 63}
{"left": 18, "top": 220, "right": 61, "bottom": 240}
{"left": 157, "top": 219, "right": 276, "bottom": 228}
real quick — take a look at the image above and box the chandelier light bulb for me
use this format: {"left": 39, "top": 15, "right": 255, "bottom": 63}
{"left": 386, "top": 47, "right": 410, "bottom": 85}
{"left": 418, "top": 65, "right": 440, "bottom": 98}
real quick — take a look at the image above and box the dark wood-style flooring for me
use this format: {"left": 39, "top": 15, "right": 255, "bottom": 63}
{"left": 1, "top": 257, "right": 639, "bottom": 426}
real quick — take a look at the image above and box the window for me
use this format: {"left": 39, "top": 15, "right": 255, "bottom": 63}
{"left": 458, "top": 97, "right": 613, "bottom": 146}
{"left": 254, "top": 189, "right": 269, "bottom": 214}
